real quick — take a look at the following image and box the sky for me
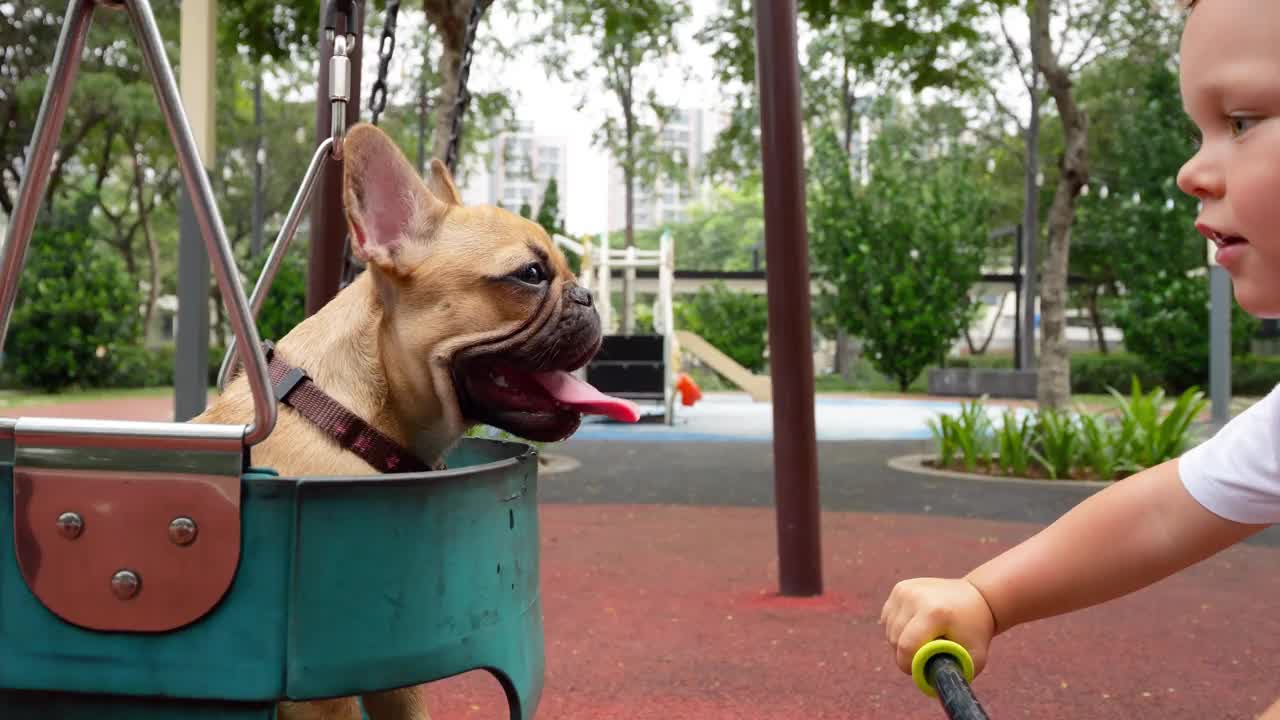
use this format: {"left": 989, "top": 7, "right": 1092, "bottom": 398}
{"left": 340, "top": 2, "right": 1036, "bottom": 237}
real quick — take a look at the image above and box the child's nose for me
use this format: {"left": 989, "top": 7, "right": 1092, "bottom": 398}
{"left": 1176, "top": 147, "right": 1224, "bottom": 201}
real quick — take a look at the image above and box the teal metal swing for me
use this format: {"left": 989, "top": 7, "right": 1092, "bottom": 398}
{"left": 0, "top": 1, "right": 544, "bottom": 718}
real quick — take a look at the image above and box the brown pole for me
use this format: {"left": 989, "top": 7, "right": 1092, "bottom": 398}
{"left": 754, "top": 0, "right": 822, "bottom": 596}
{"left": 308, "top": 1, "right": 365, "bottom": 317}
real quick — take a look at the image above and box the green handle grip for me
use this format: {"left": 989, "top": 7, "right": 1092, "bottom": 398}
{"left": 911, "top": 638, "right": 976, "bottom": 698}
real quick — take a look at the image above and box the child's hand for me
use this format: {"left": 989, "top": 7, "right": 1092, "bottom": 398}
{"left": 881, "top": 577, "right": 997, "bottom": 677}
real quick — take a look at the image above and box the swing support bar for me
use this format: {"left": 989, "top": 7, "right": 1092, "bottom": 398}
{"left": 0, "top": 0, "right": 277, "bottom": 446}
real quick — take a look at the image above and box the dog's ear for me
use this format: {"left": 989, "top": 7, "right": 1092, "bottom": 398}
{"left": 342, "top": 124, "right": 449, "bottom": 275}
{"left": 426, "top": 158, "right": 463, "bottom": 206}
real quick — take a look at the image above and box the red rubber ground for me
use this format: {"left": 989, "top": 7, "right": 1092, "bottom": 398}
{"left": 425, "top": 505, "right": 1280, "bottom": 719}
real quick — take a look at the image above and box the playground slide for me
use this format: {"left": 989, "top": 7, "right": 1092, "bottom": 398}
{"left": 674, "top": 330, "right": 772, "bottom": 403}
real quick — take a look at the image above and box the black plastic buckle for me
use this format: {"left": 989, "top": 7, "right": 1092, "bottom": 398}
{"left": 274, "top": 367, "right": 308, "bottom": 403}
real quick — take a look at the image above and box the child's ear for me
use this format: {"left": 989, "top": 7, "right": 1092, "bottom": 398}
{"left": 342, "top": 124, "right": 449, "bottom": 276}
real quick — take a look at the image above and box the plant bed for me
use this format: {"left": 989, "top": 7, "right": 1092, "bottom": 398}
{"left": 920, "top": 456, "right": 1131, "bottom": 483}
{"left": 924, "top": 377, "right": 1208, "bottom": 483}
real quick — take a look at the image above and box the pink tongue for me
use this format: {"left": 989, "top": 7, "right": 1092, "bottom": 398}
{"left": 532, "top": 371, "right": 641, "bottom": 423}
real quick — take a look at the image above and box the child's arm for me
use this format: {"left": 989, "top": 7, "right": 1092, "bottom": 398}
{"left": 882, "top": 458, "right": 1269, "bottom": 675}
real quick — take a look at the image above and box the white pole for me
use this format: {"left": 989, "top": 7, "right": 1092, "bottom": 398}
{"left": 598, "top": 231, "right": 612, "bottom": 333}
{"left": 660, "top": 230, "right": 677, "bottom": 424}
{"left": 624, "top": 243, "right": 637, "bottom": 334}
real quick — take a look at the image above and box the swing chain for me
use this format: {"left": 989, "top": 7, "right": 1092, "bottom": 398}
{"left": 369, "top": 0, "right": 402, "bottom": 126}
{"left": 444, "top": 0, "right": 489, "bottom": 174}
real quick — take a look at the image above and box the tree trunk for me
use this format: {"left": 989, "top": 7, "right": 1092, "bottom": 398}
{"left": 1031, "top": 0, "right": 1088, "bottom": 410}
{"left": 964, "top": 292, "right": 1009, "bottom": 355}
{"left": 834, "top": 42, "right": 856, "bottom": 379}
{"left": 131, "top": 156, "right": 160, "bottom": 344}
{"left": 1088, "top": 285, "right": 1109, "bottom": 354}
{"left": 426, "top": 0, "right": 474, "bottom": 167}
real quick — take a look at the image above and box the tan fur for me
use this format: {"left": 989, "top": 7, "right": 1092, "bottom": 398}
{"left": 193, "top": 124, "right": 581, "bottom": 719}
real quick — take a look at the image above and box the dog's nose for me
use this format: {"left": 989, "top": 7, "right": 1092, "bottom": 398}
{"left": 568, "top": 285, "right": 593, "bottom": 307}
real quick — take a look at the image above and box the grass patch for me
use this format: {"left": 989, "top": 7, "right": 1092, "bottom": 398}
{"left": 0, "top": 386, "right": 182, "bottom": 409}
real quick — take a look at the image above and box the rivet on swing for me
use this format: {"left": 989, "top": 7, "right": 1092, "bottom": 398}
{"left": 111, "top": 570, "right": 141, "bottom": 600}
{"left": 55, "top": 512, "right": 83, "bottom": 540}
{"left": 168, "top": 517, "right": 198, "bottom": 546}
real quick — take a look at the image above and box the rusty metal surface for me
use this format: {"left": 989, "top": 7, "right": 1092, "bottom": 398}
{"left": 11, "top": 466, "right": 240, "bottom": 632}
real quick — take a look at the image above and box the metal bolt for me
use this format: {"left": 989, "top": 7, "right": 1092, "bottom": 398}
{"left": 111, "top": 570, "right": 140, "bottom": 600}
{"left": 55, "top": 512, "right": 83, "bottom": 540}
{"left": 168, "top": 517, "right": 197, "bottom": 546}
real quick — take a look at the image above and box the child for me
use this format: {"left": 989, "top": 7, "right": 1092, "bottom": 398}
{"left": 881, "top": 1, "right": 1280, "bottom": 715}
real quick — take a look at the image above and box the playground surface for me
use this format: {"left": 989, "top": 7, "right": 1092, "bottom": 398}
{"left": 577, "top": 391, "right": 1030, "bottom": 443}
{"left": 4, "top": 392, "right": 1279, "bottom": 719}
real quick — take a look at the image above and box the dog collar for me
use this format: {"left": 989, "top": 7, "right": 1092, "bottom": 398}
{"left": 260, "top": 342, "right": 444, "bottom": 474}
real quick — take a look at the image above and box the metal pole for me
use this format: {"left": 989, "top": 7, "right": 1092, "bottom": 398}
{"left": 131, "top": 0, "right": 275, "bottom": 440}
{"left": 754, "top": 0, "right": 822, "bottom": 596}
{"left": 0, "top": 0, "right": 94, "bottom": 351}
{"left": 1209, "top": 245, "right": 1232, "bottom": 428}
{"left": 1013, "top": 224, "right": 1023, "bottom": 369}
{"left": 173, "top": 0, "right": 217, "bottom": 422}
{"left": 309, "top": 1, "right": 364, "bottom": 316}
{"left": 1021, "top": 12, "right": 1041, "bottom": 372}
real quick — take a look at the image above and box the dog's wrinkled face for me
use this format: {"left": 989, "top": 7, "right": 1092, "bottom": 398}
{"left": 341, "top": 124, "right": 634, "bottom": 446}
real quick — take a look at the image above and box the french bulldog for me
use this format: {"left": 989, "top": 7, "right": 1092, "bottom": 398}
{"left": 195, "top": 123, "right": 639, "bottom": 720}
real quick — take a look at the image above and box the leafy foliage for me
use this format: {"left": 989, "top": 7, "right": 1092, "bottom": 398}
{"left": 247, "top": 244, "right": 309, "bottom": 345}
{"left": 1114, "top": 273, "right": 1257, "bottom": 393}
{"left": 5, "top": 194, "right": 143, "bottom": 392}
{"left": 928, "top": 377, "right": 1208, "bottom": 482}
{"left": 535, "top": 177, "right": 565, "bottom": 237}
{"left": 674, "top": 281, "right": 768, "bottom": 373}
{"left": 808, "top": 119, "right": 994, "bottom": 391}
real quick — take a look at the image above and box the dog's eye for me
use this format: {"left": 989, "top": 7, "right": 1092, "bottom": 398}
{"left": 513, "top": 262, "right": 548, "bottom": 285}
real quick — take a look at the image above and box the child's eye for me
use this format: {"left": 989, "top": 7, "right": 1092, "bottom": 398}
{"left": 1228, "top": 115, "right": 1262, "bottom": 137}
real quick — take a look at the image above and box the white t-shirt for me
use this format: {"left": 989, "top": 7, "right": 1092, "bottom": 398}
{"left": 1179, "top": 383, "right": 1280, "bottom": 524}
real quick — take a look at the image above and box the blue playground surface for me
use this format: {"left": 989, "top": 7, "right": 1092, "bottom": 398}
{"left": 573, "top": 392, "right": 1027, "bottom": 443}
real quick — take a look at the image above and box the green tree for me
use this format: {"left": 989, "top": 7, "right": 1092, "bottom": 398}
{"left": 247, "top": 243, "right": 309, "bottom": 345}
{"left": 5, "top": 193, "right": 143, "bottom": 392}
{"left": 1071, "top": 37, "right": 1200, "bottom": 355}
{"left": 535, "top": 177, "right": 564, "bottom": 237}
{"left": 809, "top": 122, "right": 994, "bottom": 391}
{"left": 697, "top": 0, "right": 1005, "bottom": 185}
{"left": 1115, "top": 275, "right": 1257, "bottom": 393}
{"left": 633, "top": 186, "right": 764, "bottom": 270}
{"left": 535, "top": 0, "right": 691, "bottom": 332}
{"left": 675, "top": 282, "right": 768, "bottom": 373}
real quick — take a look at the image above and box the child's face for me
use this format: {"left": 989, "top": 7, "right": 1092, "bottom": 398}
{"left": 1177, "top": 0, "right": 1280, "bottom": 317}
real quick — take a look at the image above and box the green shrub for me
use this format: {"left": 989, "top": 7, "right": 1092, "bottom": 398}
{"left": 1233, "top": 355, "right": 1280, "bottom": 396}
{"left": 928, "top": 375, "right": 1206, "bottom": 481}
{"left": 248, "top": 247, "right": 308, "bottom": 344}
{"left": 1070, "top": 352, "right": 1160, "bottom": 395}
{"left": 1115, "top": 275, "right": 1257, "bottom": 393}
{"left": 675, "top": 281, "right": 768, "bottom": 373}
{"left": 4, "top": 196, "right": 143, "bottom": 392}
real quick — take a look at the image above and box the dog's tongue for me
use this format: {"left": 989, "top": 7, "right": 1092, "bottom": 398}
{"left": 533, "top": 371, "right": 641, "bottom": 423}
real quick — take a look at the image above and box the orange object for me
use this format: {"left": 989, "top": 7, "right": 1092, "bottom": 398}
{"left": 676, "top": 373, "right": 702, "bottom": 406}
